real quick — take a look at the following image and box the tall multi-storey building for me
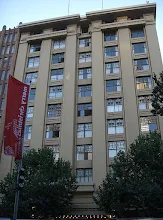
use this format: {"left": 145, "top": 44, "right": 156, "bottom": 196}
{"left": 0, "top": 26, "right": 20, "bottom": 175}
{"left": 0, "top": 3, "right": 163, "bottom": 214}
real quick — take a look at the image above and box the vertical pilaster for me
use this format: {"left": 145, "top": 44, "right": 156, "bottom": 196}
{"left": 119, "top": 28, "right": 139, "bottom": 146}
{"left": 30, "top": 39, "right": 51, "bottom": 149}
{"left": 60, "top": 25, "right": 77, "bottom": 163}
{"left": 92, "top": 21, "right": 107, "bottom": 187}
{"left": 144, "top": 14, "right": 163, "bottom": 137}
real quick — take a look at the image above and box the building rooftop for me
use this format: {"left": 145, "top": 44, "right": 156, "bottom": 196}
{"left": 19, "top": 3, "right": 156, "bottom": 33}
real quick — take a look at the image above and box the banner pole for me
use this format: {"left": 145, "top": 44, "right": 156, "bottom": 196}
{"left": 12, "top": 82, "right": 31, "bottom": 220}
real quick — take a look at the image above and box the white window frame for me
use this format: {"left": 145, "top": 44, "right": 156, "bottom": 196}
{"left": 77, "top": 123, "right": 92, "bottom": 138}
{"left": 78, "top": 85, "right": 92, "bottom": 97}
{"left": 49, "top": 86, "right": 63, "bottom": 99}
{"left": 79, "top": 38, "right": 91, "bottom": 47}
{"left": 108, "top": 119, "right": 124, "bottom": 134}
{"left": 108, "top": 141, "right": 125, "bottom": 158}
{"left": 51, "top": 69, "right": 64, "bottom": 81}
{"left": 105, "top": 62, "right": 120, "bottom": 74}
{"left": 79, "top": 53, "right": 91, "bottom": 63}
{"left": 132, "top": 43, "right": 147, "bottom": 54}
{"left": 107, "top": 98, "right": 122, "bottom": 112}
{"left": 53, "top": 40, "right": 65, "bottom": 49}
{"left": 136, "top": 77, "right": 152, "bottom": 90}
{"left": 25, "top": 72, "right": 38, "bottom": 84}
{"left": 138, "top": 96, "right": 152, "bottom": 110}
{"left": 27, "top": 107, "right": 34, "bottom": 120}
{"left": 78, "top": 68, "right": 92, "bottom": 80}
{"left": 1, "top": 71, "right": 5, "bottom": 80}
{"left": 77, "top": 145, "right": 92, "bottom": 161}
{"left": 140, "top": 116, "right": 158, "bottom": 132}
{"left": 47, "top": 104, "right": 61, "bottom": 117}
{"left": 46, "top": 124, "right": 60, "bottom": 139}
{"left": 105, "top": 46, "right": 118, "bottom": 57}
{"left": 24, "top": 125, "right": 32, "bottom": 140}
{"left": 76, "top": 169, "right": 93, "bottom": 183}
{"left": 29, "top": 44, "right": 41, "bottom": 53}
{"left": 27, "top": 57, "right": 40, "bottom": 68}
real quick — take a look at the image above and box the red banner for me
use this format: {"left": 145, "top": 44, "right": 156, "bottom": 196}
{"left": 4, "top": 76, "right": 30, "bottom": 160}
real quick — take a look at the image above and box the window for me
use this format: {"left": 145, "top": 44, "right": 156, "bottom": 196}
{"left": 134, "top": 58, "right": 149, "bottom": 71}
{"left": 107, "top": 98, "right": 122, "bottom": 112}
{"left": 105, "top": 62, "right": 120, "bottom": 74}
{"left": 11, "top": 45, "right": 15, "bottom": 53}
{"left": 78, "top": 68, "right": 92, "bottom": 80}
{"left": 1, "top": 47, "right": 5, "bottom": 55}
{"left": 13, "top": 33, "right": 17, "bottom": 41}
{"left": 27, "top": 107, "right": 34, "bottom": 120}
{"left": 27, "top": 57, "right": 39, "bottom": 68}
{"left": 29, "top": 44, "right": 41, "bottom": 53}
{"left": 131, "top": 30, "right": 144, "bottom": 38}
{"left": 25, "top": 72, "right": 38, "bottom": 84}
{"left": 78, "top": 85, "right": 92, "bottom": 97}
{"left": 8, "top": 56, "right": 12, "bottom": 66}
{"left": 106, "top": 79, "right": 121, "bottom": 93}
{"left": 0, "top": 99, "right": 4, "bottom": 110}
{"left": 77, "top": 145, "right": 92, "bottom": 160}
{"left": 23, "top": 146, "right": 30, "bottom": 154}
{"left": 49, "top": 145, "right": 60, "bottom": 161}
{"left": 1, "top": 71, "right": 5, "bottom": 80}
{"left": 0, "top": 59, "right": 2, "bottom": 66}
{"left": 76, "top": 169, "right": 92, "bottom": 183}
{"left": 47, "top": 104, "right": 61, "bottom": 117}
{"left": 108, "top": 119, "right": 124, "bottom": 134}
{"left": 78, "top": 103, "right": 92, "bottom": 117}
{"left": 79, "top": 52, "right": 91, "bottom": 63}
{"left": 0, "top": 84, "right": 2, "bottom": 93}
{"left": 46, "top": 124, "right": 60, "bottom": 138}
{"left": 8, "top": 34, "right": 12, "bottom": 42}
{"left": 29, "top": 88, "right": 36, "bottom": 101}
{"left": 3, "top": 84, "right": 7, "bottom": 94}
{"left": 3, "top": 35, "right": 7, "bottom": 43}
{"left": 140, "top": 116, "right": 158, "bottom": 132}
{"left": 79, "top": 38, "right": 91, "bottom": 47}
{"left": 3, "top": 58, "right": 8, "bottom": 67}
{"left": 104, "top": 32, "right": 117, "bottom": 41}
{"left": 49, "top": 86, "right": 62, "bottom": 99}
{"left": 81, "top": 27, "right": 89, "bottom": 33}
{"left": 132, "top": 43, "right": 147, "bottom": 54}
{"left": 108, "top": 141, "right": 125, "bottom": 158}
{"left": 138, "top": 96, "right": 152, "bottom": 110}
{"left": 51, "top": 69, "right": 63, "bottom": 81}
{"left": 24, "top": 125, "right": 32, "bottom": 140}
{"left": 53, "top": 40, "right": 65, "bottom": 49}
{"left": 6, "top": 46, "right": 10, "bottom": 54}
{"left": 52, "top": 53, "right": 64, "bottom": 64}
{"left": 105, "top": 46, "right": 118, "bottom": 57}
{"left": 77, "top": 123, "right": 92, "bottom": 138}
{"left": 136, "top": 77, "right": 152, "bottom": 90}
{"left": 6, "top": 70, "right": 10, "bottom": 80}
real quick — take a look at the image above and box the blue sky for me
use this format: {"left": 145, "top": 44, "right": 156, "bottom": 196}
{"left": 0, "top": 0, "right": 162, "bottom": 59}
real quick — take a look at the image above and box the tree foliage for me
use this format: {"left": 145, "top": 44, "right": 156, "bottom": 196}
{"left": 0, "top": 148, "right": 77, "bottom": 218}
{"left": 94, "top": 132, "right": 163, "bottom": 218}
{"left": 152, "top": 71, "right": 163, "bottom": 116}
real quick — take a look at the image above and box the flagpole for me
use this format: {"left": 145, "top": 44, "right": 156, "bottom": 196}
{"left": 13, "top": 81, "right": 31, "bottom": 220}
{"left": 68, "top": 0, "right": 70, "bottom": 15}
{"left": 102, "top": 0, "right": 103, "bottom": 10}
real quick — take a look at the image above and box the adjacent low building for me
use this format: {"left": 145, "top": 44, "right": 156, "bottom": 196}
{"left": 0, "top": 2, "right": 163, "bottom": 214}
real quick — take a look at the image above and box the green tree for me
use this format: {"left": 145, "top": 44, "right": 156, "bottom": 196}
{"left": 94, "top": 132, "right": 163, "bottom": 218}
{"left": 0, "top": 148, "right": 77, "bottom": 218}
{"left": 152, "top": 71, "right": 163, "bottom": 116}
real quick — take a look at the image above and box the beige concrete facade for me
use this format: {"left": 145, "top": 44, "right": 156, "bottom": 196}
{"left": 0, "top": 3, "right": 163, "bottom": 214}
